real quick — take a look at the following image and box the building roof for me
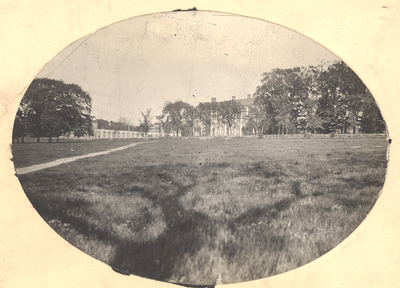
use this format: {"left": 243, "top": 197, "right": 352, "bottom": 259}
{"left": 236, "top": 97, "right": 255, "bottom": 107}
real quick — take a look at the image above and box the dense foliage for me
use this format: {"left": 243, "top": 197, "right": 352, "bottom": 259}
{"left": 16, "top": 61, "right": 385, "bottom": 142}
{"left": 13, "top": 78, "right": 93, "bottom": 142}
{"left": 155, "top": 61, "right": 385, "bottom": 137}
{"left": 157, "top": 101, "right": 196, "bottom": 137}
{"left": 252, "top": 61, "right": 386, "bottom": 134}
{"left": 156, "top": 99, "right": 244, "bottom": 137}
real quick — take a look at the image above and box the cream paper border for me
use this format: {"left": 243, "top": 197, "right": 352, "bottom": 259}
{"left": 1, "top": 1, "right": 399, "bottom": 287}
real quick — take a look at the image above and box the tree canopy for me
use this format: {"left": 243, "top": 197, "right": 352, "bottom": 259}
{"left": 218, "top": 100, "right": 243, "bottom": 135}
{"left": 139, "top": 109, "right": 154, "bottom": 135}
{"left": 196, "top": 102, "right": 219, "bottom": 136}
{"left": 158, "top": 101, "right": 195, "bottom": 137}
{"left": 14, "top": 78, "right": 93, "bottom": 142}
{"left": 156, "top": 99, "right": 244, "bottom": 137}
{"left": 252, "top": 61, "right": 386, "bottom": 134}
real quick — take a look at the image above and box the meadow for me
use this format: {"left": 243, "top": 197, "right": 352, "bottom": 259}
{"left": 12, "top": 138, "right": 147, "bottom": 168}
{"left": 14, "top": 135, "right": 388, "bottom": 285}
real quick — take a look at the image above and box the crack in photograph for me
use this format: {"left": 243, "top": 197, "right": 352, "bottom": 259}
{"left": 11, "top": 11, "right": 388, "bottom": 286}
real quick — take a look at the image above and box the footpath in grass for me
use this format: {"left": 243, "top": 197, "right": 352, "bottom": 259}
{"left": 11, "top": 138, "right": 148, "bottom": 169}
{"left": 16, "top": 135, "right": 388, "bottom": 285}
{"left": 15, "top": 141, "right": 154, "bottom": 175}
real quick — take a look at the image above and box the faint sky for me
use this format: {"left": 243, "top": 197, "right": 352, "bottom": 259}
{"left": 36, "top": 11, "right": 340, "bottom": 125}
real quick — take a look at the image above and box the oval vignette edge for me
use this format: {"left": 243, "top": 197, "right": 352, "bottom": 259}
{"left": 11, "top": 10, "right": 389, "bottom": 286}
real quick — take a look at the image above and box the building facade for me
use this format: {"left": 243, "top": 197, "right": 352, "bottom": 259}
{"left": 194, "top": 94, "right": 255, "bottom": 137}
{"left": 93, "top": 121, "right": 169, "bottom": 139}
{"left": 92, "top": 94, "right": 256, "bottom": 139}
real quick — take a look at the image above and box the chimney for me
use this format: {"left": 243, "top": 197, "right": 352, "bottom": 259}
{"left": 211, "top": 97, "right": 216, "bottom": 103}
{"left": 247, "top": 94, "right": 251, "bottom": 99}
{"left": 232, "top": 96, "right": 236, "bottom": 101}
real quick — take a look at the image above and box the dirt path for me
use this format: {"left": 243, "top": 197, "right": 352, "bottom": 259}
{"left": 16, "top": 141, "right": 155, "bottom": 175}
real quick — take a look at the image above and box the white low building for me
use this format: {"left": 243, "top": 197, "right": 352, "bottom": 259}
{"left": 93, "top": 121, "right": 170, "bottom": 139}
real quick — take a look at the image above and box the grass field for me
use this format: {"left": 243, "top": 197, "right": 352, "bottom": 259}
{"left": 11, "top": 138, "right": 148, "bottom": 168}
{"left": 14, "top": 135, "right": 388, "bottom": 285}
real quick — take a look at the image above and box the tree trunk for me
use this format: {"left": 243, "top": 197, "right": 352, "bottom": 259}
{"left": 48, "top": 136, "right": 52, "bottom": 143}
{"left": 37, "top": 137, "right": 40, "bottom": 142}
{"left": 21, "top": 136, "right": 24, "bottom": 143}
{"left": 57, "top": 136, "right": 59, "bottom": 142}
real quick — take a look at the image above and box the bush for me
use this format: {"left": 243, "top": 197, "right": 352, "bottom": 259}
{"left": 304, "top": 132, "right": 312, "bottom": 139}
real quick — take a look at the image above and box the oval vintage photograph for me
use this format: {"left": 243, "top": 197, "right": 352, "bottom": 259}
{"left": 11, "top": 11, "right": 388, "bottom": 285}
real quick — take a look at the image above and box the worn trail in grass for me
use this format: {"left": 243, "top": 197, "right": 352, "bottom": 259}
{"left": 16, "top": 136, "right": 388, "bottom": 285}
{"left": 15, "top": 141, "right": 154, "bottom": 175}
{"left": 12, "top": 138, "right": 149, "bottom": 169}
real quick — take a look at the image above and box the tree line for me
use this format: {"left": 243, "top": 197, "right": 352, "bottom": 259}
{"left": 156, "top": 99, "right": 243, "bottom": 137}
{"left": 156, "top": 61, "right": 385, "bottom": 136}
{"left": 95, "top": 100, "right": 244, "bottom": 137}
{"left": 153, "top": 61, "right": 385, "bottom": 137}
{"left": 13, "top": 78, "right": 93, "bottom": 143}
{"left": 249, "top": 61, "right": 385, "bottom": 135}
{"left": 13, "top": 61, "right": 385, "bottom": 143}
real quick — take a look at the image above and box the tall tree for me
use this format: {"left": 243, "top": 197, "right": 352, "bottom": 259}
{"left": 12, "top": 107, "right": 26, "bottom": 143}
{"left": 253, "top": 61, "right": 385, "bottom": 135}
{"left": 317, "top": 62, "right": 352, "bottom": 133}
{"left": 218, "top": 100, "right": 243, "bottom": 136}
{"left": 253, "top": 87, "right": 277, "bottom": 134}
{"left": 303, "top": 97, "right": 324, "bottom": 134}
{"left": 359, "top": 92, "right": 386, "bottom": 133}
{"left": 159, "top": 101, "right": 195, "bottom": 137}
{"left": 196, "top": 102, "right": 219, "bottom": 136}
{"left": 156, "top": 114, "right": 172, "bottom": 135}
{"left": 246, "top": 104, "right": 274, "bottom": 135}
{"left": 139, "top": 109, "right": 154, "bottom": 135}
{"left": 17, "top": 78, "right": 93, "bottom": 142}
{"left": 316, "top": 61, "right": 383, "bottom": 133}
{"left": 253, "top": 67, "right": 308, "bottom": 134}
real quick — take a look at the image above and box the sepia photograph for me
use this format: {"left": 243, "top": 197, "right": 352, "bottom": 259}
{"left": 10, "top": 10, "right": 389, "bottom": 287}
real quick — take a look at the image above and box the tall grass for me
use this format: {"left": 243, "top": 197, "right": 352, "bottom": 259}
{"left": 16, "top": 136, "right": 388, "bottom": 285}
